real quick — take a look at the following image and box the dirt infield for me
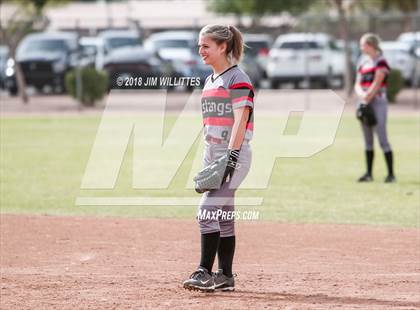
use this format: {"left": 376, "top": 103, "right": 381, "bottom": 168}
{"left": 0, "top": 215, "right": 419, "bottom": 310}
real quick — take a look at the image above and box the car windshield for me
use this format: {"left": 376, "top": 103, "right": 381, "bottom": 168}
{"left": 383, "top": 49, "right": 410, "bottom": 55}
{"left": 20, "top": 39, "right": 68, "bottom": 55}
{"left": 0, "top": 49, "right": 8, "bottom": 61}
{"left": 276, "top": 41, "right": 321, "bottom": 49}
{"left": 81, "top": 44, "right": 97, "bottom": 55}
{"left": 154, "top": 40, "right": 191, "bottom": 49}
{"left": 108, "top": 37, "right": 140, "bottom": 49}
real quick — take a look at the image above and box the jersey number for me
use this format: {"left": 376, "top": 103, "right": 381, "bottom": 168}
{"left": 221, "top": 130, "right": 228, "bottom": 141}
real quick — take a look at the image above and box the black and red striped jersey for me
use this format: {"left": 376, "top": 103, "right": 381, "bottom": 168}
{"left": 201, "top": 65, "right": 254, "bottom": 142}
{"left": 357, "top": 55, "right": 390, "bottom": 96}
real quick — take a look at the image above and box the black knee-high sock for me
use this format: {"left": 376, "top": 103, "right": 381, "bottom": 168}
{"left": 384, "top": 151, "right": 394, "bottom": 176}
{"left": 217, "top": 236, "right": 235, "bottom": 277}
{"left": 366, "top": 150, "right": 374, "bottom": 176}
{"left": 199, "top": 231, "right": 220, "bottom": 273}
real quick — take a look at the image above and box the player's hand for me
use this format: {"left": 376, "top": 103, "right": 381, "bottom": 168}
{"left": 222, "top": 149, "right": 240, "bottom": 185}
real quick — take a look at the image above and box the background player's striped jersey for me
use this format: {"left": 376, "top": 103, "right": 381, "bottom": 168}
{"left": 201, "top": 65, "right": 254, "bottom": 143}
{"left": 357, "top": 55, "right": 390, "bottom": 98}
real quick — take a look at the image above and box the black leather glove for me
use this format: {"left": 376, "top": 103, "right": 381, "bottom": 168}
{"left": 222, "top": 149, "right": 240, "bottom": 185}
{"left": 356, "top": 101, "right": 366, "bottom": 121}
{"left": 356, "top": 101, "right": 377, "bottom": 127}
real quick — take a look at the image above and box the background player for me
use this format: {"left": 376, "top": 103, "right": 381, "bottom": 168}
{"left": 354, "top": 33, "right": 396, "bottom": 183}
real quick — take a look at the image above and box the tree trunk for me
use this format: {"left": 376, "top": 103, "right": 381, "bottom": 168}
{"left": 15, "top": 62, "right": 28, "bottom": 104}
{"left": 402, "top": 13, "right": 412, "bottom": 32}
{"left": 235, "top": 13, "right": 243, "bottom": 28}
{"left": 9, "top": 46, "right": 28, "bottom": 104}
{"left": 334, "top": 0, "right": 353, "bottom": 98}
{"left": 251, "top": 16, "right": 261, "bottom": 30}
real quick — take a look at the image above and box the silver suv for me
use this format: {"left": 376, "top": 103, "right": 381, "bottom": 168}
{"left": 267, "top": 33, "right": 345, "bottom": 88}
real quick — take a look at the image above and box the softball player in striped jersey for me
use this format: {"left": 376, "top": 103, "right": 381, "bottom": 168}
{"left": 355, "top": 33, "right": 396, "bottom": 183}
{"left": 183, "top": 24, "right": 254, "bottom": 292}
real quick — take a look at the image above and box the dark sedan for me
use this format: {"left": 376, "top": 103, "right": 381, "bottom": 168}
{"left": 103, "top": 45, "right": 179, "bottom": 90}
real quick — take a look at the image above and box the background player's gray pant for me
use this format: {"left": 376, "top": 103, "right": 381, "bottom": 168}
{"left": 360, "top": 96, "right": 392, "bottom": 152}
{"left": 197, "top": 142, "right": 252, "bottom": 237}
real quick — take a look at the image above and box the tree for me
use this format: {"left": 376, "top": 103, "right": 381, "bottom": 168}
{"left": 379, "top": 0, "right": 418, "bottom": 31}
{"left": 379, "top": 0, "right": 418, "bottom": 11}
{"left": 208, "top": 0, "right": 311, "bottom": 27}
{"left": 358, "top": 0, "right": 418, "bottom": 32}
{"left": 330, "top": 0, "right": 355, "bottom": 97}
{"left": 0, "top": 0, "right": 68, "bottom": 103}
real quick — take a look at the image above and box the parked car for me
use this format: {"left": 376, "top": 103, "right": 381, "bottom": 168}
{"left": 103, "top": 45, "right": 178, "bottom": 89}
{"left": 1, "top": 47, "right": 19, "bottom": 95}
{"left": 267, "top": 33, "right": 345, "bottom": 88}
{"left": 335, "top": 39, "right": 360, "bottom": 84}
{"left": 144, "top": 31, "right": 211, "bottom": 88}
{"left": 98, "top": 30, "right": 142, "bottom": 55}
{"left": 79, "top": 36, "right": 106, "bottom": 70}
{"left": 397, "top": 31, "right": 420, "bottom": 58}
{"left": 397, "top": 31, "right": 420, "bottom": 45}
{"left": 397, "top": 31, "right": 420, "bottom": 86}
{"left": 239, "top": 54, "right": 264, "bottom": 88}
{"left": 243, "top": 34, "right": 272, "bottom": 77}
{"left": 5, "top": 31, "right": 79, "bottom": 94}
{"left": 381, "top": 41, "right": 419, "bottom": 85}
{"left": 335, "top": 39, "right": 360, "bottom": 67}
{"left": 0, "top": 45, "right": 9, "bottom": 90}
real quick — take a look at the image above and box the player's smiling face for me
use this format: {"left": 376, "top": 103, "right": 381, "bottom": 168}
{"left": 198, "top": 35, "right": 226, "bottom": 66}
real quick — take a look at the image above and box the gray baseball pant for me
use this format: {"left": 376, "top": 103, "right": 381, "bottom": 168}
{"left": 360, "top": 96, "right": 392, "bottom": 152}
{"left": 196, "top": 142, "right": 252, "bottom": 237}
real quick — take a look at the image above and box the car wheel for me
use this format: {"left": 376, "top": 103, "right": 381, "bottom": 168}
{"left": 55, "top": 85, "right": 66, "bottom": 94}
{"left": 36, "top": 86, "right": 45, "bottom": 94}
{"left": 324, "top": 67, "right": 333, "bottom": 89}
{"left": 309, "top": 79, "right": 323, "bottom": 89}
{"left": 8, "top": 85, "right": 18, "bottom": 96}
{"left": 335, "top": 76, "right": 344, "bottom": 89}
{"left": 270, "top": 79, "right": 280, "bottom": 89}
{"left": 262, "top": 70, "right": 268, "bottom": 79}
{"left": 322, "top": 79, "right": 330, "bottom": 89}
{"left": 253, "top": 79, "right": 260, "bottom": 89}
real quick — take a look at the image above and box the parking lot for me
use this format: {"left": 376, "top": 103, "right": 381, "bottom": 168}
{"left": 0, "top": 88, "right": 418, "bottom": 116}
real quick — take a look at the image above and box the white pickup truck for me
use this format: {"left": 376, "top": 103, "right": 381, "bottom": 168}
{"left": 266, "top": 33, "right": 345, "bottom": 88}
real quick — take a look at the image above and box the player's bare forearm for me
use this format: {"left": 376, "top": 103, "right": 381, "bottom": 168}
{"left": 228, "top": 107, "right": 250, "bottom": 150}
{"left": 354, "top": 78, "right": 366, "bottom": 98}
{"left": 354, "top": 73, "right": 369, "bottom": 99}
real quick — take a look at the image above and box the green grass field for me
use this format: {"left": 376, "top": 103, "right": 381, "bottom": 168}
{"left": 1, "top": 115, "right": 419, "bottom": 227}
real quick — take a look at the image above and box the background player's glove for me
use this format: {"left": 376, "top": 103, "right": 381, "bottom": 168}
{"left": 193, "top": 149, "right": 241, "bottom": 194}
{"left": 356, "top": 101, "right": 377, "bottom": 127}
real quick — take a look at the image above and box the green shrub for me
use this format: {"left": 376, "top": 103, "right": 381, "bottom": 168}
{"left": 387, "top": 69, "right": 403, "bottom": 103}
{"left": 65, "top": 68, "right": 108, "bottom": 106}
